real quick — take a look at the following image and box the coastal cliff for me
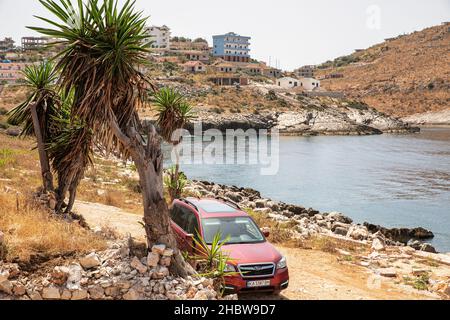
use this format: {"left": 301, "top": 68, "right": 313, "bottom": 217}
{"left": 143, "top": 95, "right": 419, "bottom": 136}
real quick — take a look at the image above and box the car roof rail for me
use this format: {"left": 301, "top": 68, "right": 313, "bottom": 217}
{"left": 179, "top": 198, "right": 199, "bottom": 212}
{"left": 216, "top": 197, "right": 242, "bottom": 210}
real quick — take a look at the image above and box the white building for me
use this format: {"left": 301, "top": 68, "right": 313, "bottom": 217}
{"left": 146, "top": 25, "right": 171, "bottom": 49}
{"left": 276, "top": 76, "right": 320, "bottom": 91}
{"left": 276, "top": 77, "right": 300, "bottom": 89}
{"left": 298, "top": 77, "right": 321, "bottom": 91}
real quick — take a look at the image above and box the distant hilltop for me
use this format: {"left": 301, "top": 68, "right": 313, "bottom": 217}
{"left": 315, "top": 23, "right": 450, "bottom": 118}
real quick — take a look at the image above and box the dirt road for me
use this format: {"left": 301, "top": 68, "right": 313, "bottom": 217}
{"left": 74, "top": 201, "right": 435, "bottom": 300}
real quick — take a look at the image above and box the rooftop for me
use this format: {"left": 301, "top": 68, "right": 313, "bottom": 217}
{"left": 213, "top": 32, "right": 251, "bottom": 39}
{"left": 184, "top": 198, "right": 245, "bottom": 218}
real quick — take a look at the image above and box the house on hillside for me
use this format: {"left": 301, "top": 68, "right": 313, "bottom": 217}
{"left": 181, "top": 50, "right": 210, "bottom": 63}
{"left": 240, "top": 63, "right": 263, "bottom": 76}
{"left": 213, "top": 61, "right": 237, "bottom": 73}
{"left": 294, "top": 65, "right": 315, "bottom": 78}
{"left": 277, "top": 76, "right": 300, "bottom": 89}
{"left": 0, "top": 62, "right": 29, "bottom": 83}
{"left": 262, "top": 66, "right": 282, "bottom": 78}
{"left": 21, "top": 37, "right": 50, "bottom": 51}
{"left": 182, "top": 61, "right": 206, "bottom": 73}
{"left": 298, "top": 77, "right": 321, "bottom": 91}
{"left": 213, "top": 32, "right": 251, "bottom": 63}
{"left": 277, "top": 76, "right": 321, "bottom": 91}
{"left": 146, "top": 25, "right": 171, "bottom": 49}
{"left": 0, "top": 38, "right": 15, "bottom": 53}
{"left": 208, "top": 75, "right": 248, "bottom": 86}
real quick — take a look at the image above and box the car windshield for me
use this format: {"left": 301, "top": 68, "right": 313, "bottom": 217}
{"left": 201, "top": 217, "right": 265, "bottom": 245}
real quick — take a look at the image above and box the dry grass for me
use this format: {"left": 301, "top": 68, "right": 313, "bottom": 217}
{"left": 0, "top": 85, "right": 31, "bottom": 111}
{"left": 0, "top": 132, "right": 41, "bottom": 188}
{"left": 0, "top": 192, "right": 106, "bottom": 262}
{"left": 0, "top": 131, "right": 144, "bottom": 212}
{"left": 317, "top": 24, "right": 450, "bottom": 117}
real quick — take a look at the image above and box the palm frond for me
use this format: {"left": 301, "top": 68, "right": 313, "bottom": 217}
{"left": 31, "top": 0, "right": 152, "bottom": 158}
{"left": 7, "top": 61, "right": 59, "bottom": 138}
{"left": 153, "top": 87, "right": 196, "bottom": 143}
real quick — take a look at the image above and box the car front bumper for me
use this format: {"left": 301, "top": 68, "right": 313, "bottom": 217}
{"left": 224, "top": 267, "right": 289, "bottom": 294}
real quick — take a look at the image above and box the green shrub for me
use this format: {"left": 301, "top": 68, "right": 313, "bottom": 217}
{"left": 190, "top": 232, "right": 238, "bottom": 296}
{"left": 164, "top": 166, "right": 187, "bottom": 202}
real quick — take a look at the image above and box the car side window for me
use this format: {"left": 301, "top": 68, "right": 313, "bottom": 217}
{"left": 184, "top": 208, "right": 200, "bottom": 235}
{"left": 170, "top": 204, "right": 199, "bottom": 235}
{"left": 170, "top": 205, "right": 185, "bottom": 230}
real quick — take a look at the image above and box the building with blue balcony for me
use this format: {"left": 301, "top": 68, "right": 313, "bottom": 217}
{"left": 213, "top": 32, "right": 251, "bottom": 63}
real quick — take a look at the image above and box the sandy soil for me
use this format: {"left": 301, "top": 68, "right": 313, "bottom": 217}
{"left": 74, "top": 201, "right": 436, "bottom": 300}
{"left": 243, "top": 247, "right": 435, "bottom": 300}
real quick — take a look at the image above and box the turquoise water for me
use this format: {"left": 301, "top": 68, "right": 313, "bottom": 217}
{"left": 168, "top": 127, "right": 450, "bottom": 252}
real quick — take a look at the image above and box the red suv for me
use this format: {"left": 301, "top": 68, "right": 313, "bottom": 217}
{"left": 169, "top": 197, "right": 289, "bottom": 294}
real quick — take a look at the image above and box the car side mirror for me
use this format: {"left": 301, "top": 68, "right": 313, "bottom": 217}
{"left": 261, "top": 228, "right": 270, "bottom": 238}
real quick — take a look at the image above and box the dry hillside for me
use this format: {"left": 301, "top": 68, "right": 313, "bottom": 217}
{"left": 317, "top": 23, "right": 450, "bottom": 117}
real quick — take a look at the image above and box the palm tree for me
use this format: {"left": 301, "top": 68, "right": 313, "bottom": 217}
{"left": 8, "top": 63, "right": 92, "bottom": 214}
{"left": 153, "top": 87, "right": 195, "bottom": 202}
{"left": 46, "top": 89, "right": 93, "bottom": 214}
{"left": 7, "top": 61, "right": 57, "bottom": 193}
{"left": 32, "top": 0, "right": 193, "bottom": 276}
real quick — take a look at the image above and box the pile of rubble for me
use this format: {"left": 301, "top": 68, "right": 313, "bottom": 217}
{"left": 0, "top": 239, "right": 236, "bottom": 301}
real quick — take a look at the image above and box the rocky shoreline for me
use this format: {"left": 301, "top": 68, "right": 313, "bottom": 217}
{"left": 185, "top": 180, "right": 440, "bottom": 253}
{"left": 185, "top": 105, "right": 419, "bottom": 136}
{"left": 141, "top": 96, "right": 420, "bottom": 137}
{"left": 402, "top": 109, "right": 450, "bottom": 126}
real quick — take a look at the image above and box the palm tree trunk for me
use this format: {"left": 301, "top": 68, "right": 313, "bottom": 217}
{"left": 29, "top": 102, "right": 54, "bottom": 193}
{"left": 110, "top": 119, "right": 195, "bottom": 277}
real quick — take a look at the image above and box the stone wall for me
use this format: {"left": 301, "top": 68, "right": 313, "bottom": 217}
{"left": 0, "top": 239, "right": 236, "bottom": 301}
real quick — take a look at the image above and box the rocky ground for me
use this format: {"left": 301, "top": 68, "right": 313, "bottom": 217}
{"left": 403, "top": 109, "right": 450, "bottom": 125}
{"left": 0, "top": 236, "right": 236, "bottom": 301}
{"left": 317, "top": 23, "right": 450, "bottom": 118}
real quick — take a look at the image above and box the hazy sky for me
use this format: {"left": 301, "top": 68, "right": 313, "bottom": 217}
{"left": 0, "top": 0, "right": 449, "bottom": 70}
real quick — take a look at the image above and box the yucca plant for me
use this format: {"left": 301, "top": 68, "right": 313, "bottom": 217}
{"left": 31, "top": 0, "right": 193, "bottom": 276}
{"left": 153, "top": 87, "right": 195, "bottom": 143}
{"left": 47, "top": 89, "right": 93, "bottom": 214}
{"left": 191, "top": 232, "right": 238, "bottom": 295}
{"left": 7, "top": 61, "right": 58, "bottom": 193}
{"left": 153, "top": 87, "right": 195, "bottom": 202}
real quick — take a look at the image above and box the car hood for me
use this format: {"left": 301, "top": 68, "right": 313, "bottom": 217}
{"left": 221, "top": 242, "right": 282, "bottom": 265}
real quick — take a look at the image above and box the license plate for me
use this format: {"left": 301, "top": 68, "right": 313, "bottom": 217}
{"left": 247, "top": 280, "right": 271, "bottom": 288}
